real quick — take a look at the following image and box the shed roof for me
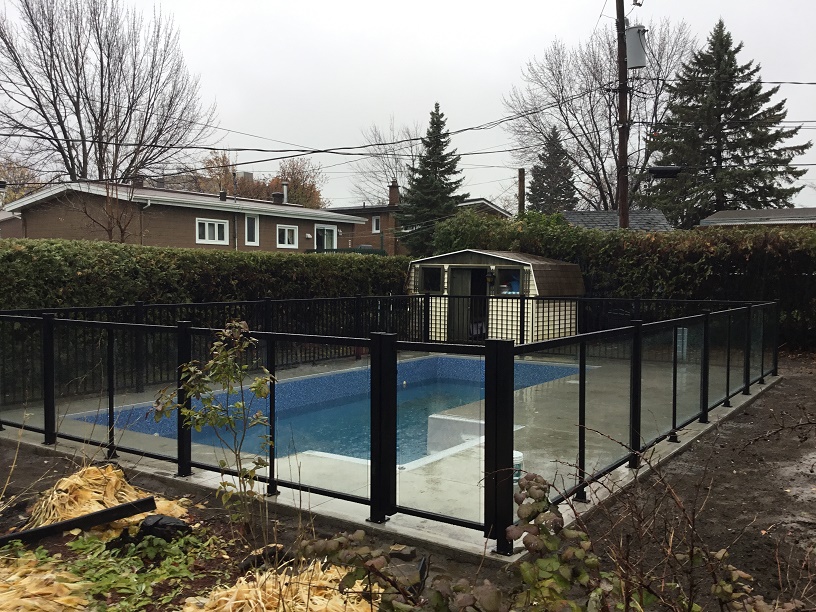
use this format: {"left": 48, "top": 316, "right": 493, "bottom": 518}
{"left": 699, "top": 208, "right": 816, "bottom": 226}
{"left": 411, "top": 249, "right": 572, "bottom": 267}
{"left": 562, "top": 210, "right": 673, "bottom": 231}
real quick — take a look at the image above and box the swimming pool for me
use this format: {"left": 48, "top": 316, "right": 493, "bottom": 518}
{"left": 74, "top": 356, "right": 577, "bottom": 463}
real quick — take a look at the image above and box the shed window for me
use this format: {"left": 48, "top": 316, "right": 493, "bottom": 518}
{"left": 421, "top": 267, "right": 442, "bottom": 292}
{"left": 498, "top": 268, "right": 522, "bottom": 294}
{"left": 196, "top": 218, "right": 228, "bottom": 245}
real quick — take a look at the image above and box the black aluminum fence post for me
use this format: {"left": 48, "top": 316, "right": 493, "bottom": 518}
{"left": 700, "top": 311, "right": 711, "bottom": 424}
{"left": 772, "top": 302, "right": 779, "bottom": 376}
{"left": 634, "top": 298, "right": 642, "bottom": 320}
{"left": 574, "top": 339, "right": 588, "bottom": 502}
{"left": 743, "top": 305, "right": 752, "bottom": 395}
{"left": 266, "top": 332, "right": 279, "bottom": 497}
{"left": 41, "top": 313, "right": 56, "bottom": 446}
{"left": 669, "top": 325, "right": 680, "bottom": 443}
{"left": 484, "top": 338, "right": 515, "bottom": 555}
{"left": 369, "top": 332, "right": 397, "bottom": 523}
{"left": 422, "top": 293, "right": 431, "bottom": 342}
{"left": 106, "top": 326, "right": 118, "bottom": 459}
{"left": 628, "top": 320, "right": 643, "bottom": 469}
{"left": 134, "top": 301, "right": 145, "bottom": 393}
{"left": 577, "top": 298, "right": 586, "bottom": 334}
{"left": 724, "top": 312, "right": 732, "bottom": 407}
{"left": 518, "top": 295, "right": 526, "bottom": 345}
{"left": 176, "top": 321, "right": 193, "bottom": 477}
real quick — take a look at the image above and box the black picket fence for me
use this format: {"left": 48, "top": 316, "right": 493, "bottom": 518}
{"left": 0, "top": 299, "right": 778, "bottom": 553}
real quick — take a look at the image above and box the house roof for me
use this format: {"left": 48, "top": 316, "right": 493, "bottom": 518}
{"left": 329, "top": 197, "right": 513, "bottom": 218}
{"left": 561, "top": 210, "right": 673, "bottom": 231}
{"left": 699, "top": 208, "right": 816, "bottom": 226}
{"left": 5, "top": 182, "right": 366, "bottom": 224}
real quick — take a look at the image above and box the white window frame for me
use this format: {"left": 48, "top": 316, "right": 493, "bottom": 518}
{"left": 196, "top": 218, "right": 229, "bottom": 245}
{"left": 276, "top": 224, "right": 298, "bottom": 249}
{"left": 372, "top": 215, "right": 381, "bottom": 234}
{"left": 314, "top": 224, "right": 337, "bottom": 250}
{"left": 245, "top": 214, "right": 259, "bottom": 246}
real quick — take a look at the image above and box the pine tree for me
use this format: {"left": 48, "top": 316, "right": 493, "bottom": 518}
{"left": 647, "top": 20, "right": 810, "bottom": 228}
{"left": 396, "top": 103, "right": 468, "bottom": 256}
{"left": 527, "top": 126, "right": 578, "bottom": 213}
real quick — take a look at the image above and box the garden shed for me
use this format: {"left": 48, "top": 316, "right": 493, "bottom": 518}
{"left": 408, "top": 249, "right": 585, "bottom": 343}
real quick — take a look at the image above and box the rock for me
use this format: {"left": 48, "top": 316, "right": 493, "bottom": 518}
{"left": 389, "top": 544, "right": 417, "bottom": 561}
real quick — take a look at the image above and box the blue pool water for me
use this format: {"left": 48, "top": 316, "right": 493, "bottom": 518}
{"left": 75, "top": 357, "right": 577, "bottom": 463}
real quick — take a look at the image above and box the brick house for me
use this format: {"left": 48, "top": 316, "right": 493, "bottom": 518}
{"left": 0, "top": 181, "right": 365, "bottom": 252}
{"left": 337, "top": 180, "right": 512, "bottom": 255}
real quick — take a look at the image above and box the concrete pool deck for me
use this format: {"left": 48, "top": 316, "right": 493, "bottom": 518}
{"left": 0, "top": 355, "right": 780, "bottom": 562}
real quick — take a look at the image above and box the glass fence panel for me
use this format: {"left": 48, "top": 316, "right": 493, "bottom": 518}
{"left": 396, "top": 350, "right": 484, "bottom": 523}
{"left": 640, "top": 327, "right": 675, "bottom": 446}
{"left": 729, "top": 309, "right": 748, "bottom": 398}
{"left": 514, "top": 345, "right": 580, "bottom": 495}
{"left": 54, "top": 323, "right": 108, "bottom": 447}
{"left": 585, "top": 333, "right": 633, "bottom": 477}
{"left": 762, "top": 307, "right": 776, "bottom": 377}
{"left": 750, "top": 307, "right": 764, "bottom": 384}
{"left": 0, "top": 318, "right": 44, "bottom": 426}
{"left": 271, "top": 341, "right": 371, "bottom": 499}
{"left": 707, "top": 313, "right": 730, "bottom": 407}
{"left": 676, "top": 322, "right": 703, "bottom": 425}
{"left": 114, "top": 328, "right": 179, "bottom": 460}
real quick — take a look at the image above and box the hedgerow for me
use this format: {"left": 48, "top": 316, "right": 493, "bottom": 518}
{"left": 434, "top": 210, "right": 816, "bottom": 346}
{"left": 0, "top": 239, "right": 411, "bottom": 309}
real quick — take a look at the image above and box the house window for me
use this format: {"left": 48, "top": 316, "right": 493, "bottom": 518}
{"left": 277, "top": 224, "right": 298, "bottom": 249}
{"left": 372, "top": 216, "right": 381, "bottom": 234}
{"left": 315, "top": 224, "right": 337, "bottom": 250}
{"left": 245, "top": 215, "right": 259, "bottom": 246}
{"left": 196, "top": 218, "right": 228, "bottom": 245}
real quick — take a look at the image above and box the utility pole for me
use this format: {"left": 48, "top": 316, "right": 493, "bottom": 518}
{"left": 517, "top": 168, "right": 525, "bottom": 215}
{"left": 616, "top": 0, "right": 629, "bottom": 228}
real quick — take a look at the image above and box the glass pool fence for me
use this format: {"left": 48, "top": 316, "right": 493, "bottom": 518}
{"left": 0, "top": 298, "right": 778, "bottom": 554}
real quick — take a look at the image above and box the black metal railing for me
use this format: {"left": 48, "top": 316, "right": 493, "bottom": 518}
{"left": 0, "top": 298, "right": 778, "bottom": 553}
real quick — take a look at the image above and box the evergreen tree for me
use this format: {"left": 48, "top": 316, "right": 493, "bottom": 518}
{"left": 647, "top": 20, "right": 810, "bottom": 228}
{"left": 396, "top": 103, "right": 468, "bottom": 256}
{"left": 527, "top": 126, "right": 578, "bottom": 213}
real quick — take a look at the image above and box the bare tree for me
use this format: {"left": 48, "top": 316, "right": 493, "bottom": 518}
{"left": 352, "top": 117, "right": 422, "bottom": 204}
{"left": 504, "top": 19, "right": 693, "bottom": 210}
{"left": 63, "top": 182, "right": 139, "bottom": 243}
{"left": 0, "top": 0, "right": 217, "bottom": 182}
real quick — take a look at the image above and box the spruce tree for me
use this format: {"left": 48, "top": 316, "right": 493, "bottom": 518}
{"left": 396, "top": 103, "right": 468, "bottom": 256}
{"left": 527, "top": 126, "right": 578, "bottom": 213}
{"left": 647, "top": 20, "right": 810, "bottom": 228}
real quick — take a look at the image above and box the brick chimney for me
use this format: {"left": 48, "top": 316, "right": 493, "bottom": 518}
{"left": 388, "top": 178, "right": 400, "bottom": 206}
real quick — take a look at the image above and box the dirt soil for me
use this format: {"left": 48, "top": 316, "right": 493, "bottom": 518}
{"left": 1, "top": 353, "right": 814, "bottom": 609}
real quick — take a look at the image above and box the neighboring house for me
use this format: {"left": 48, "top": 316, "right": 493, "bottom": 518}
{"left": 561, "top": 210, "right": 673, "bottom": 231}
{"left": 336, "top": 180, "right": 513, "bottom": 255}
{"left": 699, "top": 208, "right": 816, "bottom": 228}
{"left": 0, "top": 210, "right": 22, "bottom": 238}
{"left": 0, "top": 181, "right": 365, "bottom": 252}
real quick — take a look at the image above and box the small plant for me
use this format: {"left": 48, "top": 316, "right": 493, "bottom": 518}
{"left": 155, "top": 321, "right": 275, "bottom": 529}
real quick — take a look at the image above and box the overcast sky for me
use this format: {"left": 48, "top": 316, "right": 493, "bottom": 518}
{"left": 162, "top": 0, "right": 816, "bottom": 209}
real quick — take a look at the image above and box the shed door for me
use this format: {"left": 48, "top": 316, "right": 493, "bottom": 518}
{"left": 448, "top": 268, "right": 488, "bottom": 342}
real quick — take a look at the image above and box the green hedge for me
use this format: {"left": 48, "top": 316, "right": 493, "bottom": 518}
{"left": 0, "top": 239, "right": 411, "bottom": 309}
{"left": 434, "top": 210, "right": 816, "bottom": 346}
